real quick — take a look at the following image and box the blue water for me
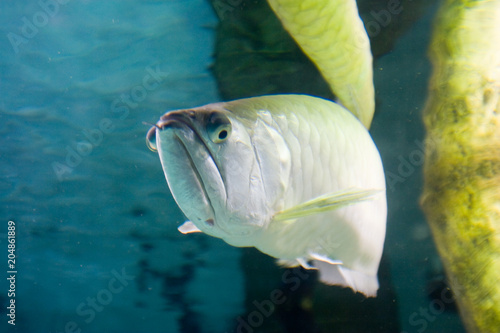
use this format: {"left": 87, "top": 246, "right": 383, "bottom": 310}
{"left": 0, "top": 1, "right": 465, "bottom": 332}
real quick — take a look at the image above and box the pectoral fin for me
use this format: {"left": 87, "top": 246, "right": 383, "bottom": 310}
{"left": 273, "top": 188, "right": 383, "bottom": 222}
{"left": 178, "top": 221, "right": 202, "bottom": 234}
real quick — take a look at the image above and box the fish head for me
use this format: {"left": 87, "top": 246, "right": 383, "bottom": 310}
{"left": 147, "top": 101, "right": 290, "bottom": 243}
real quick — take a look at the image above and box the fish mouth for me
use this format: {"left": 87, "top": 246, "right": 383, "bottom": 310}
{"left": 151, "top": 110, "right": 228, "bottom": 234}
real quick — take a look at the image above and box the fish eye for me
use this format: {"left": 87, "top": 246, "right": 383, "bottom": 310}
{"left": 207, "top": 113, "right": 231, "bottom": 144}
{"left": 146, "top": 127, "right": 157, "bottom": 151}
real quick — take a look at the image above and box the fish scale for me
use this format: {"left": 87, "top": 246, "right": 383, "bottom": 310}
{"left": 280, "top": 107, "right": 349, "bottom": 202}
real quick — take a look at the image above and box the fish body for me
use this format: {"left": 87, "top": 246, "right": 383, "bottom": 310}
{"left": 266, "top": 0, "right": 374, "bottom": 128}
{"left": 147, "top": 94, "right": 386, "bottom": 296}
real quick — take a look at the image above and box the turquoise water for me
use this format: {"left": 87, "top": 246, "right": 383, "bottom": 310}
{"left": 0, "top": 1, "right": 466, "bottom": 332}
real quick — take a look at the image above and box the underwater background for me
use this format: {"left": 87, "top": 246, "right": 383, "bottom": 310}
{"left": 0, "top": 0, "right": 467, "bottom": 332}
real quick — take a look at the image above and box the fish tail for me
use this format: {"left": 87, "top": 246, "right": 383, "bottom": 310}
{"left": 312, "top": 260, "right": 379, "bottom": 297}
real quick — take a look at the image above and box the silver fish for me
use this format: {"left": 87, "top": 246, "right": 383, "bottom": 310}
{"left": 147, "top": 94, "right": 386, "bottom": 296}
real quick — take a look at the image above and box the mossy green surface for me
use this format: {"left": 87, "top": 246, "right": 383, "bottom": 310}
{"left": 422, "top": 0, "right": 500, "bottom": 331}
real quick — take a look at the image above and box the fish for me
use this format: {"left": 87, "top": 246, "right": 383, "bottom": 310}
{"left": 147, "top": 94, "right": 386, "bottom": 296}
{"left": 266, "top": 0, "right": 374, "bottom": 128}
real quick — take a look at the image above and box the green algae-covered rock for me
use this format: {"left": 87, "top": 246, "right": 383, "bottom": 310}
{"left": 421, "top": 1, "right": 500, "bottom": 332}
